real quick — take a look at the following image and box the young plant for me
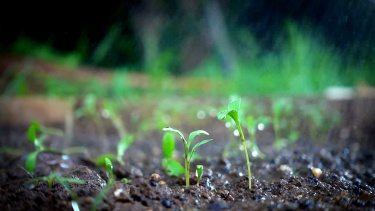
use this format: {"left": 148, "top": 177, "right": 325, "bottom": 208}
{"left": 162, "top": 127, "right": 212, "bottom": 187}
{"left": 245, "top": 115, "right": 270, "bottom": 159}
{"left": 272, "top": 99, "right": 300, "bottom": 150}
{"left": 196, "top": 165, "right": 203, "bottom": 186}
{"left": 75, "top": 94, "right": 108, "bottom": 151}
{"left": 161, "top": 132, "right": 185, "bottom": 177}
{"left": 92, "top": 158, "right": 115, "bottom": 211}
{"left": 25, "top": 120, "right": 63, "bottom": 172}
{"left": 217, "top": 98, "right": 252, "bottom": 189}
{"left": 95, "top": 134, "right": 135, "bottom": 166}
{"left": 25, "top": 172, "right": 85, "bottom": 210}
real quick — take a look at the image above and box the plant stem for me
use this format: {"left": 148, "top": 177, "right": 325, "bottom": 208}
{"left": 184, "top": 144, "right": 190, "bottom": 187}
{"left": 237, "top": 123, "right": 252, "bottom": 189}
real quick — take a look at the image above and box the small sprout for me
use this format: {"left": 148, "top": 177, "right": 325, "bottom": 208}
{"left": 105, "top": 158, "right": 114, "bottom": 183}
{"left": 218, "top": 98, "right": 252, "bottom": 189}
{"left": 161, "top": 132, "right": 185, "bottom": 177}
{"left": 25, "top": 120, "right": 63, "bottom": 172}
{"left": 117, "top": 134, "right": 135, "bottom": 165}
{"left": 196, "top": 165, "right": 203, "bottom": 186}
{"left": 25, "top": 172, "right": 85, "bottom": 210}
{"left": 246, "top": 115, "right": 270, "bottom": 159}
{"left": 163, "top": 127, "right": 212, "bottom": 187}
{"left": 121, "top": 178, "right": 132, "bottom": 184}
{"left": 92, "top": 158, "right": 115, "bottom": 211}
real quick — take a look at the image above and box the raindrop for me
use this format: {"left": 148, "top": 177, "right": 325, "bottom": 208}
{"left": 101, "top": 109, "right": 110, "bottom": 118}
{"left": 233, "top": 129, "right": 239, "bottom": 137}
{"left": 257, "top": 123, "right": 265, "bottom": 131}
{"left": 252, "top": 150, "right": 259, "bottom": 157}
{"left": 225, "top": 122, "right": 231, "bottom": 128}
{"left": 197, "top": 110, "right": 206, "bottom": 119}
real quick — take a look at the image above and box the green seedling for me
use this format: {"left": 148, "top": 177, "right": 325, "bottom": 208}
{"left": 163, "top": 127, "right": 212, "bottom": 187}
{"left": 75, "top": 94, "right": 108, "bottom": 151}
{"left": 245, "top": 115, "right": 270, "bottom": 159}
{"left": 196, "top": 165, "right": 203, "bottom": 186}
{"left": 92, "top": 158, "right": 115, "bottom": 211}
{"left": 161, "top": 132, "right": 185, "bottom": 177}
{"left": 217, "top": 98, "right": 252, "bottom": 189}
{"left": 95, "top": 134, "right": 135, "bottom": 166}
{"left": 25, "top": 120, "right": 63, "bottom": 172}
{"left": 272, "top": 99, "right": 300, "bottom": 150}
{"left": 25, "top": 172, "right": 85, "bottom": 210}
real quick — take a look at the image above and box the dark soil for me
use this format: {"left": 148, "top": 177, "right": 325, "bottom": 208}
{"left": 0, "top": 92, "right": 375, "bottom": 210}
{"left": 1, "top": 125, "right": 374, "bottom": 211}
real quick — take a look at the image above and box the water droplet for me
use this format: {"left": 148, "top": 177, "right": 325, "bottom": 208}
{"left": 225, "top": 122, "right": 231, "bottom": 128}
{"left": 233, "top": 129, "right": 239, "bottom": 137}
{"left": 252, "top": 151, "right": 259, "bottom": 157}
{"left": 257, "top": 123, "right": 265, "bottom": 131}
{"left": 197, "top": 110, "right": 206, "bottom": 119}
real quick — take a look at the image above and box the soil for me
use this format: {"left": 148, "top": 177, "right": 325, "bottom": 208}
{"left": 1, "top": 119, "right": 374, "bottom": 211}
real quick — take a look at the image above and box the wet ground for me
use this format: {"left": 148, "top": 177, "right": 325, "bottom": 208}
{"left": 0, "top": 95, "right": 375, "bottom": 210}
{"left": 0, "top": 117, "right": 374, "bottom": 211}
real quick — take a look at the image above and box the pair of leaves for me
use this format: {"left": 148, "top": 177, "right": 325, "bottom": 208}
{"left": 163, "top": 127, "right": 212, "bottom": 162}
{"left": 217, "top": 98, "right": 241, "bottom": 126}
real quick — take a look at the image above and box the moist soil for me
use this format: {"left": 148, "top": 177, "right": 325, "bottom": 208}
{"left": 0, "top": 123, "right": 374, "bottom": 211}
{"left": 0, "top": 93, "right": 375, "bottom": 210}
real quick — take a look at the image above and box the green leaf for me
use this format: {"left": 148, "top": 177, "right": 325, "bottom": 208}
{"left": 162, "top": 158, "right": 185, "bottom": 176}
{"left": 117, "top": 135, "right": 135, "bottom": 164}
{"left": 162, "top": 132, "right": 175, "bottom": 159}
{"left": 189, "top": 139, "right": 212, "bottom": 161}
{"left": 95, "top": 154, "right": 115, "bottom": 166}
{"left": 27, "top": 124, "right": 37, "bottom": 144}
{"left": 217, "top": 110, "right": 230, "bottom": 120}
{"left": 25, "top": 151, "right": 40, "bottom": 172}
{"left": 196, "top": 165, "right": 203, "bottom": 178}
{"left": 228, "top": 98, "right": 241, "bottom": 111}
{"left": 163, "top": 127, "right": 186, "bottom": 143}
{"left": 105, "top": 158, "right": 113, "bottom": 177}
{"left": 187, "top": 130, "right": 209, "bottom": 149}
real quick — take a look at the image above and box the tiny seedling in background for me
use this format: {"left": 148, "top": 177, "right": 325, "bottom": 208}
{"left": 25, "top": 172, "right": 85, "bottom": 210}
{"left": 196, "top": 165, "right": 203, "bottom": 186}
{"left": 95, "top": 134, "right": 135, "bottom": 166}
{"left": 272, "top": 99, "right": 300, "bottom": 150}
{"left": 217, "top": 98, "right": 252, "bottom": 189}
{"left": 161, "top": 132, "right": 185, "bottom": 177}
{"left": 117, "top": 135, "right": 135, "bottom": 165}
{"left": 92, "top": 158, "right": 115, "bottom": 211}
{"left": 245, "top": 115, "right": 270, "bottom": 159}
{"left": 25, "top": 120, "right": 63, "bottom": 172}
{"left": 75, "top": 94, "right": 108, "bottom": 151}
{"left": 163, "top": 127, "right": 212, "bottom": 187}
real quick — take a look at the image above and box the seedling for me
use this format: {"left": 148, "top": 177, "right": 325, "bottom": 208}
{"left": 95, "top": 134, "right": 135, "bottom": 166}
{"left": 25, "top": 172, "right": 85, "bottom": 210}
{"left": 25, "top": 120, "right": 63, "bottom": 172}
{"left": 245, "top": 115, "right": 270, "bottom": 159}
{"left": 75, "top": 94, "right": 108, "bottom": 151}
{"left": 196, "top": 165, "right": 203, "bottom": 186}
{"left": 217, "top": 98, "right": 252, "bottom": 189}
{"left": 161, "top": 132, "right": 185, "bottom": 177}
{"left": 163, "top": 127, "right": 212, "bottom": 187}
{"left": 272, "top": 99, "right": 300, "bottom": 150}
{"left": 92, "top": 158, "right": 115, "bottom": 211}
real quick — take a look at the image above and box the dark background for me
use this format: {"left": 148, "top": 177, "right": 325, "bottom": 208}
{"left": 0, "top": 0, "right": 374, "bottom": 73}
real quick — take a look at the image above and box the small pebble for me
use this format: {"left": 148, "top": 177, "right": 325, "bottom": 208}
{"left": 312, "top": 168, "right": 323, "bottom": 178}
{"left": 150, "top": 173, "right": 161, "bottom": 182}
